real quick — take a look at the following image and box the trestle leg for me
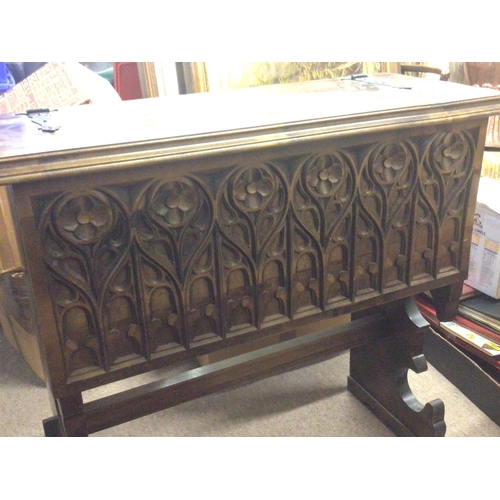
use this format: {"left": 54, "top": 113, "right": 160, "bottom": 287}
{"left": 44, "top": 393, "right": 88, "bottom": 437}
{"left": 348, "top": 297, "right": 446, "bottom": 437}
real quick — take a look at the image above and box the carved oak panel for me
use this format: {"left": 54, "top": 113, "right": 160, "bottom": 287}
{"left": 33, "top": 126, "right": 479, "bottom": 382}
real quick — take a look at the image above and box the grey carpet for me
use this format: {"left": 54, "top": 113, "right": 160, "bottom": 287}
{"left": 1, "top": 329, "right": 499, "bottom": 437}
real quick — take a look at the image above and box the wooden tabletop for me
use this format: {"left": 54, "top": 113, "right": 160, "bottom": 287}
{"left": 2, "top": 73, "right": 500, "bottom": 185}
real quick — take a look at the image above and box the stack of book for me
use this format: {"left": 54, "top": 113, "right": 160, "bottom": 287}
{"left": 416, "top": 284, "right": 500, "bottom": 383}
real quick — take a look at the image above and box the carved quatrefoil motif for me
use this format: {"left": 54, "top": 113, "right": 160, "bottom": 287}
{"left": 234, "top": 167, "right": 274, "bottom": 210}
{"left": 57, "top": 194, "right": 112, "bottom": 243}
{"left": 306, "top": 155, "right": 343, "bottom": 196}
{"left": 152, "top": 182, "right": 196, "bottom": 226}
{"left": 373, "top": 144, "right": 407, "bottom": 183}
{"left": 433, "top": 133, "right": 465, "bottom": 172}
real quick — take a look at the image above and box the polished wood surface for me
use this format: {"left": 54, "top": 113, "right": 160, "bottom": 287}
{"left": 2, "top": 75, "right": 500, "bottom": 436}
{"left": 1, "top": 73, "right": 500, "bottom": 182}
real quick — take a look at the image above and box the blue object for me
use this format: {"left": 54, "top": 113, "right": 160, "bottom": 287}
{"left": 0, "top": 63, "right": 16, "bottom": 96}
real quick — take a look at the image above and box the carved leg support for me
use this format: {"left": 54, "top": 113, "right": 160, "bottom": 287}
{"left": 348, "top": 297, "right": 446, "bottom": 437}
{"left": 430, "top": 282, "right": 463, "bottom": 321}
{"left": 42, "top": 416, "right": 63, "bottom": 437}
{"left": 44, "top": 393, "right": 88, "bottom": 437}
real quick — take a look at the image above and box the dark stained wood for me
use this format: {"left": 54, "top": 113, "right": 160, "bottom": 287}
{"left": 349, "top": 298, "right": 445, "bottom": 437}
{"left": 83, "top": 314, "right": 386, "bottom": 435}
{"left": 1, "top": 75, "right": 500, "bottom": 436}
{"left": 42, "top": 416, "right": 63, "bottom": 437}
{"left": 423, "top": 328, "right": 500, "bottom": 427}
{"left": 55, "top": 393, "right": 88, "bottom": 437}
{"left": 430, "top": 282, "right": 464, "bottom": 321}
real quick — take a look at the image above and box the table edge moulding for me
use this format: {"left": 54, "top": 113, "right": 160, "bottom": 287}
{"left": 1, "top": 73, "right": 500, "bottom": 436}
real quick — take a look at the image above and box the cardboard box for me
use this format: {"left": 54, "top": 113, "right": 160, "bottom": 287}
{"left": 0, "top": 61, "right": 120, "bottom": 114}
{"left": 466, "top": 176, "right": 500, "bottom": 298}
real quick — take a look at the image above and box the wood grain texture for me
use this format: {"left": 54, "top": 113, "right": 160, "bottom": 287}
{"left": 1, "top": 75, "right": 498, "bottom": 435}
{"left": 22, "top": 124, "right": 480, "bottom": 389}
{"left": 1, "top": 74, "right": 500, "bottom": 183}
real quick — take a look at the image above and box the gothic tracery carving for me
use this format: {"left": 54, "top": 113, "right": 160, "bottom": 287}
{"left": 36, "top": 127, "right": 478, "bottom": 380}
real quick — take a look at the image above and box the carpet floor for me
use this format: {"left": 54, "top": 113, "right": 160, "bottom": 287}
{"left": 1, "top": 328, "right": 499, "bottom": 438}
